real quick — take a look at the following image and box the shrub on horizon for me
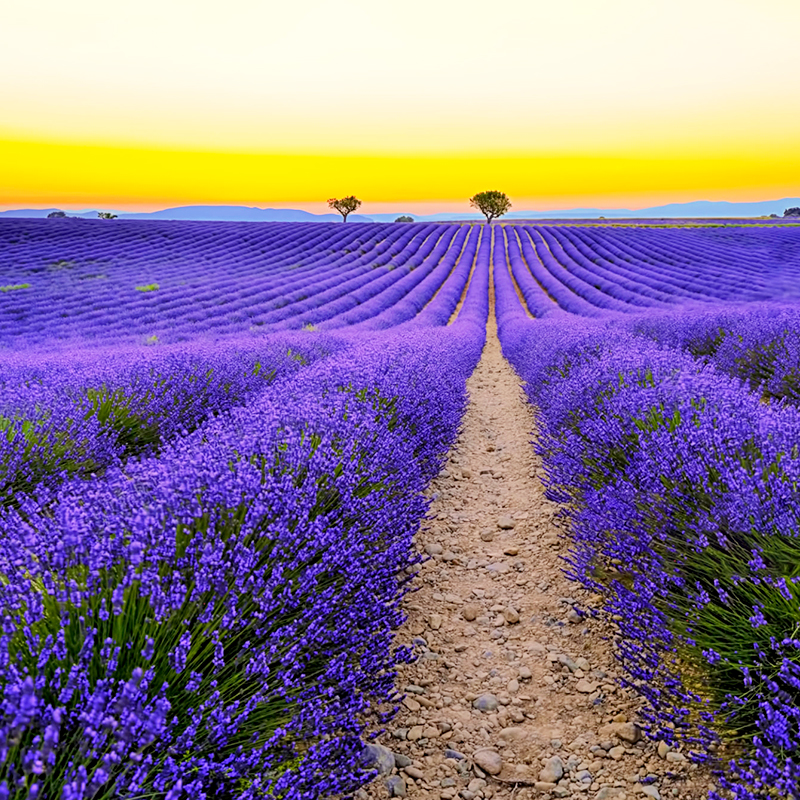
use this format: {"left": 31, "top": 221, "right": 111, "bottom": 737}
{"left": 469, "top": 190, "right": 511, "bottom": 224}
{"left": 327, "top": 196, "right": 362, "bottom": 223}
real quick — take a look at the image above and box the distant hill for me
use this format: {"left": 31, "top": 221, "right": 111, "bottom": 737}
{"left": 0, "top": 206, "right": 373, "bottom": 223}
{"left": 3, "top": 198, "right": 800, "bottom": 222}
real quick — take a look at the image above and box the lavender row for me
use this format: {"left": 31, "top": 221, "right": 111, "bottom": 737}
{"left": 509, "top": 225, "right": 800, "bottom": 316}
{"left": 495, "top": 258, "right": 800, "bottom": 798}
{"left": 0, "top": 332, "right": 346, "bottom": 507}
{"left": 0, "top": 319, "right": 485, "bottom": 799}
{"left": 0, "top": 221, "right": 452, "bottom": 347}
{"left": 625, "top": 303, "right": 800, "bottom": 408}
{"left": 0, "top": 233, "right": 491, "bottom": 797}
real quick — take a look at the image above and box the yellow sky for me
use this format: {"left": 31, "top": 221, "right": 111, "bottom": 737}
{"left": 2, "top": 0, "right": 799, "bottom": 211}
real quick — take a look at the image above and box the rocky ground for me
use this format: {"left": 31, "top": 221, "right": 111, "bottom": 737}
{"left": 358, "top": 311, "right": 716, "bottom": 800}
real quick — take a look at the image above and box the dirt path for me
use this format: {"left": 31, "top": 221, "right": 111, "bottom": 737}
{"left": 359, "top": 301, "right": 713, "bottom": 800}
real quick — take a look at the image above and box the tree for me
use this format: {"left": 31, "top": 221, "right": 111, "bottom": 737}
{"left": 394, "top": 215, "right": 414, "bottom": 223}
{"left": 328, "top": 196, "right": 361, "bottom": 222}
{"left": 98, "top": 212, "right": 118, "bottom": 219}
{"left": 469, "top": 190, "right": 511, "bottom": 224}
{"left": 784, "top": 207, "right": 800, "bottom": 218}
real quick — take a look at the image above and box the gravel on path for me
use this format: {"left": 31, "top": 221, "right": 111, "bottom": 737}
{"left": 358, "top": 291, "right": 714, "bottom": 800}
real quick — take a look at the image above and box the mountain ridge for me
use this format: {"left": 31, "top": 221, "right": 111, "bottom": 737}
{"left": 2, "top": 198, "right": 800, "bottom": 222}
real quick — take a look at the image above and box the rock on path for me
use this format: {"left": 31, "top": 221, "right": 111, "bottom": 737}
{"left": 359, "top": 286, "right": 712, "bottom": 800}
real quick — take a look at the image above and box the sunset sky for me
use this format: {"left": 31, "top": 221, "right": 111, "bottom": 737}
{"left": 2, "top": 0, "right": 799, "bottom": 214}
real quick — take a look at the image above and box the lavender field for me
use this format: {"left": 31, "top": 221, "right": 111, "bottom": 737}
{"left": 1, "top": 218, "right": 800, "bottom": 799}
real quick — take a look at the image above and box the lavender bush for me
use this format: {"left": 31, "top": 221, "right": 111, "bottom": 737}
{"left": 2, "top": 217, "right": 798, "bottom": 798}
{"left": 496, "top": 257, "right": 800, "bottom": 798}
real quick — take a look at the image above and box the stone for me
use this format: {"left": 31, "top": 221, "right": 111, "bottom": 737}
{"left": 385, "top": 775, "right": 407, "bottom": 797}
{"left": 617, "top": 722, "right": 642, "bottom": 744}
{"left": 666, "top": 751, "right": 685, "bottom": 763}
{"left": 404, "top": 766, "right": 425, "bottom": 780}
{"left": 402, "top": 697, "right": 420, "bottom": 712}
{"left": 425, "top": 543, "right": 443, "bottom": 555}
{"left": 507, "top": 678, "right": 520, "bottom": 693}
{"left": 595, "top": 789, "right": 624, "bottom": 800}
{"left": 361, "top": 743, "right": 396, "bottom": 775}
{"left": 498, "top": 516, "right": 516, "bottom": 529}
{"left": 472, "top": 693, "right": 499, "bottom": 712}
{"left": 422, "top": 725, "right": 439, "bottom": 739}
{"left": 599, "top": 721, "right": 642, "bottom": 744}
{"left": 503, "top": 606, "right": 520, "bottom": 624}
{"left": 518, "top": 666, "right": 532, "bottom": 680}
{"left": 539, "top": 755, "right": 564, "bottom": 783}
{"left": 429, "top": 613, "right": 443, "bottom": 630}
{"left": 497, "top": 726, "right": 526, "bottom": 743}
{"left": 407, "top": 725, "right": 424, "bottom": 741}
{"left": 473, "top": 748, "right": 503, "bottom": 776}
{"left": 468, "top": 778, "right": 487, "bottom": 793}
{"left": 480, "top": 530, "right": 495, "bottom": 542}
{"left": 576, "top": 680, "right": 598, "bottom": 693}
{"left": 608, "top": 745, "right": 625, "bottom": 760}
{"left": 638, "top": 787, "right": 661, "bottom": 800}
{"left": 445, "top": 748, "right": 466, "bottom": 760}
{"left": 394, "top": 753, "right": 413, "bottom": 768}
{"left": 462, "top": 604, "right": 481, "bottom": 621}
{"left": 535, "top": 783, "right": 557, "bottom": 792}
{"left": 657, "top": 741, "right": 670, "bottom": 760}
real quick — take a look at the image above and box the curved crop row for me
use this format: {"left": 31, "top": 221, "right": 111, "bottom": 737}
{"left": 0, "top": 323, "right": 485, "bottom": 799}
{"left": 495, "top": 240, "right": 800, "bottom": 799}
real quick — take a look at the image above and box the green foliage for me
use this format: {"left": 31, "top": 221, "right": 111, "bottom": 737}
{"left": 394, "top": 215, "right": 414, "bottom": 223}
{"left": 0, "top": 413, "right": 101, "bottom": 506}
{"left": 84, "top": 386, "right": 162, "bottom": 456}
{"left": 327, "top": 195, "right": 362, "bottom": 222}
{"left": 286, "top": 348, "right": 308, "bottom": 365}
{"left": 469, "top": 190, "right": 512, "bottom": 224}
{"left": 0, "top": 283, "right": 31, "bottom": 293}
{"left": 97, "top": 211, "right": 118, "bottom": 219}
{"left": 135, "top": 283, "right": 160, "bottom": 292}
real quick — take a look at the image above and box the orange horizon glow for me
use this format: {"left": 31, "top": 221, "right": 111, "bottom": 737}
{"left": 3, "top": 137, "right": 799, "bottom": 215}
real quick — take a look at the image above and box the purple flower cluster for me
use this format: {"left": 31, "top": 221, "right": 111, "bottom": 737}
{"left": 626, "top": 302, "right": 800, "bottom": 408}
{"left": 2, "top": 217, "right": 798, "bottom": 797}
{"left": 495, "top": 241, "right": 800, "bottom": 797}
{"left": 0, "top": 220, "right": 489, "bottom": 797}
{"left": 0, "top": 220, "right": 480, "bottom": 347}
{"left": 0, "top": 333, "right": 346, "bottom": 507}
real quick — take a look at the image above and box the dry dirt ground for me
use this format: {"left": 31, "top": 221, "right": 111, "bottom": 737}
{"left": 358, "top": 312, "right": 716, "bottom": 800}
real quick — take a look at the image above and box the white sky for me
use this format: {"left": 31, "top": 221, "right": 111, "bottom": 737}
{"left": 2, "top": 0, "right": 799, "bottom": 154}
